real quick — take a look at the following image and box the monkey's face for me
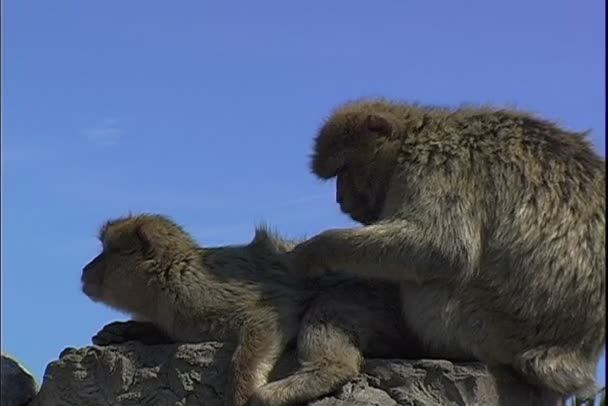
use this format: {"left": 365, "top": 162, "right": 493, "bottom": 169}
{"left": 335, "top": 144, "right": 398, "bottom": 225}
{"left": 81, "top": 219, "right": 151, "bottom": 312}
{"left": 336, "top": 163, "right": 383, "bottom": 225}
{"left": 312, "top": 107, "right": 399, "bottom": 225}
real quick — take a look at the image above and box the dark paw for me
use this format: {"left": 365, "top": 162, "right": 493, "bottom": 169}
{"left": 92, "top": 320, "right": 172, "bottom": 346}
{"left": 288, "top": 245, "right": 330, "bottom": 278}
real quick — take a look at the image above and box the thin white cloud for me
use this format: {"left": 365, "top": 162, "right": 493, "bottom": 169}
{"left": 83, "top": 120, "right": 124, "bottom": 146}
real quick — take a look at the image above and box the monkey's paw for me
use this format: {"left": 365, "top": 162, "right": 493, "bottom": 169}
{"left": 248, "top": 382, "right": 305, "bottom": 406}
{"left": 92, "top": 320, "right": 172, "bottom": 346}
{"left": 247, "top": 386, "right": 280, "bottom": 406}
{"left": 288, "top": 238, "right": 333, "bottom": 278}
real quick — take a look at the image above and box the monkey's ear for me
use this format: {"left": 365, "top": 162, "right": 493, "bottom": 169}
{"left": 135, "top": 224, "right": 155, "bottom": 255}
{"left": 364, "top": 114, "right": 393, "bottom": 136}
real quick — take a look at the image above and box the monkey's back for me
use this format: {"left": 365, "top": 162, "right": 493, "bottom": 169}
{"left": 159, "top": 245, "right": 310, "bottom": 344}
{"left": 390, "top": 103, "right": 605, "bottom": 363}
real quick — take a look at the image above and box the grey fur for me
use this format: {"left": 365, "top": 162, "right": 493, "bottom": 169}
{"left": 291, "top": 98, "right": 606, "bottom": 399}
{"left": 82, "top": 214, "right": 416, "bottom": 406}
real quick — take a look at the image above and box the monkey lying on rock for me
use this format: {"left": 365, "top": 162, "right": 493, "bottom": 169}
{"left": 289, "top": 98, "right": 606, "bottom": 399}
{"left": 81, "top": 214, "right": 418, "bottom": 406}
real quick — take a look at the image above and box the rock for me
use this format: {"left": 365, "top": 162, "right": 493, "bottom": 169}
{"left": 1, "top": 353, "right": 38, "bottom": 406}
{"left": 31, "top": 342, "right": 229, "bottom": 406}
{"left": 30, "top": 342, "right": 562, "bottom": 406}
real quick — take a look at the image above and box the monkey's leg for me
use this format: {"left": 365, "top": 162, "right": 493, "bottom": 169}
{"left": 225, "top": 314, "right": 296, "bottom": 406}
{"left": 250, "top": 299, "right": 367, "bottom": 406}
{"left": 92, "top": 320, "right": 173, "bottom": 346}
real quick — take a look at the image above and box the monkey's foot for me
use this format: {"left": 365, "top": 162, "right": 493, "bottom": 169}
{"left": 248, "top": 386, "right": 291, "bottom": 406}
{"left": 249, "top": 368, "right": 351, "bottom": 406}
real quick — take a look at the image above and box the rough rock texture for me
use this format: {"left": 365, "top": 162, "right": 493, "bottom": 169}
{"left": 30, "top": 342, "right": 562, "bottom": 406}
{"left": 1, "top": 353, "right": 39, "bottom": 406}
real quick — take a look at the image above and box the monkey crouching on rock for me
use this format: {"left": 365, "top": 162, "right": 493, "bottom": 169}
{"left": 81, "top": 214, "right": 417, "bottom": 406}
{"left": 289, "top": 98, "right": 606, "bottom": 399}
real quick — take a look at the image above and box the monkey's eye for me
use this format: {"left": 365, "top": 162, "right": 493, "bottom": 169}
{"left": 337, "top": 167, "right": 352, "bottom": 180}
{"left": 110, "top": 245, "right": 138, "bottom": 256}
{"left": 102, "top": 243, "right": 124, "bottom": 254}
{"left": 120, "top": 249, "right": 138, "bottom": 256}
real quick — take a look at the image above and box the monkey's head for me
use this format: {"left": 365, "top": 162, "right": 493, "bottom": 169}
{"left": 311, "top": 100, "right": 404, "bottom": 224}
{"left": 81, "top": 214, "right": 199, "bottom": 315}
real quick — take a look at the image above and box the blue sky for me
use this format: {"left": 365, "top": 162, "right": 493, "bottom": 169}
{"left": 3, "top": 0, "right": 605, "bottom": 393}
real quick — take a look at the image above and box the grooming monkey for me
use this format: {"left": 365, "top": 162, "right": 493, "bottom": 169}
{"left": 81, "top": 214, "right": 415, "bottom": 406}
{"left": 289, "top": 98, "right": 606, "bottom": 399}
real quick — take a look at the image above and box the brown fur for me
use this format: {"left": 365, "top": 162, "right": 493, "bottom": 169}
{"left": 82, "top": 214, "right": 415, "bottom": 406}
{"left": 291, "top": 98, "right": 606, "bottom": 399}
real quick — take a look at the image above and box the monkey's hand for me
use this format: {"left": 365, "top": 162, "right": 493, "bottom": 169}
{"left": 247, "top": 387, "right": 276, "bottom": 406}
{"left": 92, "top": 320, "right": 172, "bottom": 346}
{"left": 288, "top": 231, "right": 342, "bottom": 277}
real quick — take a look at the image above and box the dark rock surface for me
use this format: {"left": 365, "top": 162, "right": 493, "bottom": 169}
{"left": 1, "top": 353, "right": 38, "bottom": 406}
{"left": 30, "top": 342, "right": 562, "bottom": 406}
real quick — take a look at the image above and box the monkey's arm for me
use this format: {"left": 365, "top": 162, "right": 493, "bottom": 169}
{"left": 291, "top": 219, "right": 481, "bottom": 283}
{"left": 225, "top": 313, "right": 296, "bottom": 406}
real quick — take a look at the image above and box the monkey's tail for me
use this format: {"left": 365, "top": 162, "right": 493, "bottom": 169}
{"left": 515, "top": 348, "right": 599, "bottom": 400}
